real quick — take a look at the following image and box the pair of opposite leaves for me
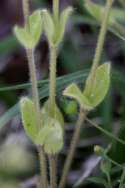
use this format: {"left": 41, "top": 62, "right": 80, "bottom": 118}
{"left": 20, "top": 98, "right": 64, "bottom": 155}
{"left": 14, "top": 7, "right": 72, "bottom": 49}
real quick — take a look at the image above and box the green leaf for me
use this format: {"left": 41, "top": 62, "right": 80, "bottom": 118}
{"left": 84, "top": 63, "right": 111, "bottom": 108}
{"left": 101, "top": 159, "right": 112, "bottom": 175}
{"left": 63, "top": 83, "right": 93, "bottom": 110}
{"left": 28, "top": 10, "right": 42, "bottom": 45}
{"left": 42, "top": 9, "right": 55, "bottom": 45}
{"left": 14, "top": 26, "right": 34, "bottom": 49}
{"left": 36, "top": 118, "right": 63, "bottom": 154}
{"left": 87, "top": 176, "right": 109, "bottom": 188}
{"left": 14, "top": 10, "right": 42, "bottom": 48}
{"left": 57, "top": 7, "right": 73, "bottom": 43}
{"left": 20, "top": 97, "right": 38, "bottom": 142}
{"left": 0, "top": 68, "right": 125, "bottom": 131}
{"left": 42, "top": 100, "right": 64, "bottom": 128}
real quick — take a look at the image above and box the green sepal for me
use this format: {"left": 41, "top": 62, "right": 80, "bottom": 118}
{"left": 63, "top": 83, "right": 92, "bottom": 110}
{"left": 83, "top": 63, "right": 111, "bottom": 108}
{"left": 14, "top": 10, "right": 42, "bottom": 49}
{"left": 20, "top": 97, "right": 38, "bottom": 142}
{"left": 36, "top": 118, "right": 63, "bottom": 154}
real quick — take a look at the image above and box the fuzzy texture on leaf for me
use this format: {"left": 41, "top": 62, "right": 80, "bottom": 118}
{"left": 83, "top": 63, "right": 111, "bottom": 108}
{"left": 63, "top": 83, "right": 92, "bottom": 110}
{"left": 63, "top": 63, "right": 111, "bottom": 111}
{"left": 36, "top": 118, "right": 63, "bottom": 154}
{"left": 20, "top": 97, "right": 38, "bottom": 142}
{"left": 14, "top": 10, "right": 42, "bottom": 49}
{"left": 42, "top": 7, "right": 73, "bottom": 46}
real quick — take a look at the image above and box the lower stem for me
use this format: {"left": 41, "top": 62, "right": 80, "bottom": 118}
{"left": 38, "top": 146, "right": 48, "bottom": 188}
{"left": 49, "top": 155, "right": 57, "bottom": 188}
{"left": 48, "top": 45, "right": 58, "bottom": 188}
{"left": 59, "top": 109, "right": 86, "bottom": 188}
{"left": 26, "top": 49, "right": 47, "bottom": 188}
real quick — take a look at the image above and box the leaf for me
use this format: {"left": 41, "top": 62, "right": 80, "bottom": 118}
{"left": 84, "top": 63, "right": 111, "bottom": 108}
{"left": 57, "top": 7, "right": 73, "bottom": 43}
{"left": 14, "top": 10, "right": 42, "bottom": 48}
{"left": 101, "top": 160, "right": 112, "bottom": 175}
{"left": 42, "top": 9, "right": 55, "bottom": 45}
{"left": 0, "top": 68, "right": 125, "bottom": 131}
{"left": 63, "top": 83, "right": 93, "bottom": 110}
{"left": 28, "top": 10, "right": 42, "bottom": 46}
{"left": 14, "top": 26, "right": 34, "bottom": 49}
{"left": 42, "top": 100, "right": 64, "bottom": 127}
{"left": 20, "top": 97, "right": 38, "bottom": 142}
{"left": 36, "top": 118, "right": 63, "bottom": 154}
{"left": 87, "top": 176, "right": 109, "bottom": 188}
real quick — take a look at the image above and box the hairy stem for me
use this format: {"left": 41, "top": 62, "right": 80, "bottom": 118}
{"left": 48, "top": 0, "right": 60, "bottom": 186}
{"left": 49, "top": 156, "right": 57, "bottom": 188}
{"left": 49, "top": 46, "right": 57, "bottom": 115}
{"left": 90, "top": 0, "right": 113, "bottom": 77}
{"left": 22, "top": 0, "right": 30, "bottom": 23}
{"left": 49, "top": 45, "right": 58, "bottom": 188}
{"left": 59, "top": 110, "right": 86, "bottom": 188}
{"left": 53, "top": 0, "right": 59, "bottom": 23}
{"left": 22, "top": 1, "right": 47, "bottom": 188}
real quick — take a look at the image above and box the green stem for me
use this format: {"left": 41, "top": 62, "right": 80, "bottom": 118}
{"left": 22, "top": 1, "right": 47, "bottom": 188}
{"left": 48, "top": 1, "right": 60, "bottom": 186}
{"left": 53, "top": 0, "right": 59, "bottom": 23}
{"left": 49, "top": 46, "right": 57, "bottom": 116}
{"left": 90, "top": 0, "right": 113, "bottom": 77}
{"left": 107, "top": 174, "right": 112, "bottom": 188}
{"left": 59, "top": 109, "right": 86, "bottom": 188}
{"left": 49, "top": 45, "right": 58, "bottom": 188}
{"left": 22, "top": 0, "right": 30, "bottom": 23}
{"left": 86, "top": 118, "right": 125, "bottom": 146}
